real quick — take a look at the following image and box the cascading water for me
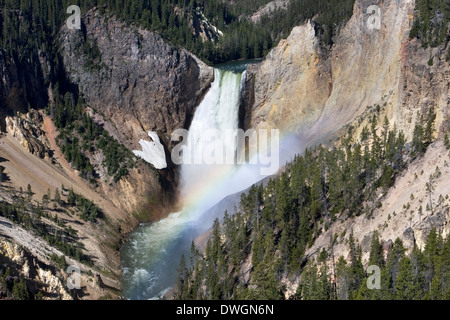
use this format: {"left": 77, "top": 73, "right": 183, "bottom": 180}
{"left": 121, "top": 64, "right": 250, "bottom": 300}
{"left": 179, "top": 68, "right": 246, "bottom": 216}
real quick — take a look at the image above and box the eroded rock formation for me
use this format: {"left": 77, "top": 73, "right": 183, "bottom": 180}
{"left": 245, "top": 0, "right": 449, "bottom": 147}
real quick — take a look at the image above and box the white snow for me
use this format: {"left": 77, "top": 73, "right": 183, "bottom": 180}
{"left": 133, "top": 131, "right": 167, "bottom": 169}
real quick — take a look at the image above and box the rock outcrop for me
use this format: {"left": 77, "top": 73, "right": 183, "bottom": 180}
{"left": 59, "top": 9, "right": 214, "bottom": 152}
{"left": 0, "top": 238, "right": 72, "bottom": 300}
{"left": 5, "top": 111, "right": 52, "bottom": 159}
{"left": 249, "top": 0, "right": 290, "bottom": 24}
{"left": 245, "top": 0, "right": 449, "bottom": 148}
{"left": 57, "top": 9, "right": 217, "bottom": 220}
{"left": 190, "top": 9, "right": 224, "bottom": 42}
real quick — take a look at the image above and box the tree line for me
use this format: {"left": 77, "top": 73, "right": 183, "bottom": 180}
{"left": 88, "top": 0, "right": 356, "bottom": 63}
{"left": 298, "top": 229, "right": 450, "bottom": 300}
{"left": 173, "top": 108, "right": 448, "bottom": 300}
{"left": 0, "top": 0, "right": 356, "bottom": 66}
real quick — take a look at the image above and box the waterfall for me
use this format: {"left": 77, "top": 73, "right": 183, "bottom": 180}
{"left": 179, "top": 68, "right": 246, "bottom": 217}
{"left": 121, "top": 67, "right": 248, "bottom": 300}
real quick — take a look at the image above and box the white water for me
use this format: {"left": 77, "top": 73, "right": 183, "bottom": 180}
{"left": 179, "top": 68, "right": 246, "bottom": 217}
{"left": 121, "top": 67, "right": 250, "bottom": 300}
{"left": 133, "top": 131, "right": 167, "bottom": 169}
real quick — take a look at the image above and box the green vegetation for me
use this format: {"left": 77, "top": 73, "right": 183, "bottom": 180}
{"left": 67, "top": 187, "right": 103, "bottom": 222}
{"left": 174, "top": 111, "right": 444, "bottom": 300}
{"left": 0, "top": 0, "right": 354, "bottom": 183}
{"left": 0, "top": 183, "right": 105, "bottom": 264}
{"left": 444, "top": 134, "right": 450, "bottom": 150}
{"left": 87, "top": 0, "right": 356, "bottom": 63}
{"left": 412, "top": 108, "right": 436, "bottom": 156}
{"left": 1, "top": 0, "right": 356, "bottom": 67}
{"left": 11, "top": 277, "right": 30, "bottom": 300}
{"left": 0, "top": 198, "right": 90, "bottom": 263}
{"left": 48, "top": 93, "right": 136, "bottom": 183}
{"left": 409, "top": 0, "right": 450, "bottom": 49}
{"left": 50, "top": 253, "right": 67, "bottom": 269}
{"left": 0, "top": 269, "right": 32, "bottom": 300}
{"left": 299, "top": 229, "right": 450, "bottom": 300}
{"left": 0, "top": 165, "right": 5, "bottom": 183}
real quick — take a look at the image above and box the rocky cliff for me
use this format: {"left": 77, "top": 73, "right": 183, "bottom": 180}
{"left": 57, "top": 8, "right": 217, "bottom": 221}
{"left": 59, "top": 9, "right": 214, "bottom": 151}
{"left": 249, "top": 0, "right": 290, "bottom": 24}
{"left": 245, "top": 0, "right": 449, "bottom": 147}
{"left": 0, "top": 238, "right": 73, "bottom": 300}
{"left": 4, "top": 111, "right": 52, "bottom": 159}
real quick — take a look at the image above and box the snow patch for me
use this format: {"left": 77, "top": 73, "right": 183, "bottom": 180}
{"left": 133, "top": 131, "right": 167, "bottom": 169}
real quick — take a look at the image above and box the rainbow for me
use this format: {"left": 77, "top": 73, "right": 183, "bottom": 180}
{"left": 178, "top": 130, "right": 301, "bottom": 222}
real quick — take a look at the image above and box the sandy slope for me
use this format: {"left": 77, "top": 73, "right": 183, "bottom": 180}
{"left": 0, "top": 124, "right": 128, "bottom": 295}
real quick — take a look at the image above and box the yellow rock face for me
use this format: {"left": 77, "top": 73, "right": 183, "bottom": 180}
{"left": 249, "top": 0, "right": 448, "bottom": 148}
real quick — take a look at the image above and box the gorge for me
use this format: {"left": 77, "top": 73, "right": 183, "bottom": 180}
{"left": 0, "top": 0, "right": 449, "bottom": 301}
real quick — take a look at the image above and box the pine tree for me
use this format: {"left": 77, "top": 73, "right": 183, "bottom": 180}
{"left": 250, "top": 230, "right": 281, "bottom": 300}
{"left": 211, "top": 218, "right": 221, "bottom": 263}
{"left": 298, "top": 263, "right": 318, "bottom": 300}
{"left": 444, "top": 134, "right": 450, "bottom": 150}
{"left": 175, "top": 254, "right": 188, "bottom": 299}
{"left": 384, "top": 238, "right": 405, "bottom": 298}
{"left": 368, "top": 231, "right": 384, "bottom": 267}
{"left": 424, "top": 108, "right": 436, "bottom": 146}
{"left": 395, "top": 257, "right": 415, "bottom": 300}
{"left": 67, "top": 188, "right": 76, "bottom": 206}
{"left": 26, "top": 184, "right": 33, "bottom": 201}
{"left": 12, "top": 277, "right": 29, "bottom": 300}
{"left": 410, "top": 245, "right": 426, "bottom": 299}
{"left": 0, "top": 166, "right": 4, "bottom": 183}
{"left": 348, "top": 231, "right": 364, "bottom": 298}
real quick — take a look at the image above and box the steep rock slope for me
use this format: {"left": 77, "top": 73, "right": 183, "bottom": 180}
{"left": 246, "top": 0, "right": 448, "bottom": 146}
{"left": 0, "top": 132, "right": 124, "bottom": 298}
{"left": 59, "top": 9, "right": 214, "bottom": 151}
{"left": 56, "top": 9, "right": 216, "bottom": 221}
{"left": 249, "top": 0, "right": 290, "bottom": 24}
{"left": 188, "top": 0, "right": 449, "bottom": 300}
{"left": 308, "top": 140, "right": 450, "bottom": 260}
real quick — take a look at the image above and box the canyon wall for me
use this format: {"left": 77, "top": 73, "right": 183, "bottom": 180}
{"left": 59, "top": 10, "right": 214, "bottom": 151}
{"left": 245, "top": 0, "right": 448, "bottom": 147}
{"left": 0, "top": 50, "right": 49, "bottom": 131}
